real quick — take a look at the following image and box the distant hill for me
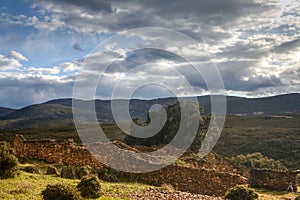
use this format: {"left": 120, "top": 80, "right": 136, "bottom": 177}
{"left": 0, "top": 93, "right": 299, "bottom": 124}
{"left": 0, "top": 107, "right": 15, "bottom": 118}
{"left": 1, "top": 104, "right": 73, "bottom": 120}
{"left": 199, "top": 93, "right": 300, "bottom": 115}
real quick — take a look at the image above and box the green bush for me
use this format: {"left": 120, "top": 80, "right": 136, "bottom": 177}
{"left": 77, "top": 176, "right": 102, "bottom": 199}
{"left": 42, "top": 183, "right": 81, "bottom": 200}
{"left": 225, "top": 185, "right": 258, "bottom": 200}
{"left": 231, "top": 152, "right": 287, "bottom": 170}
{"left": 0, "top": 141, "right": 19, "bottom": 179}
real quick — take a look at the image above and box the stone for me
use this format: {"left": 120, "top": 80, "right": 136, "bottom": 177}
{"left": 75, "top": 166, "right": 92, "bottom": 179}
{"left": 22, "top": 166, "right": 41, "bottom": 174}
{"left": 46, "top": 166, "right": 59, "bottom": 175}
{"left": 61, "top": 166, "right": 76, "bottom": 179}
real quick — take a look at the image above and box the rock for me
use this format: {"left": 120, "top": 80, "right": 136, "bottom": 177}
{"left": 131, "top": 188, "right": 224, "bottom": 200}
{"left": 22, "top": 166, "right": 41, "bottom": 174}
{"left": 61, "top": 166, "right": 76, "bottom": 179}
{"left": 46, "top": 166, "right": 59, "bottom": 175}
{"left": 75, "top": 166, "right": 91, "bottom": 179}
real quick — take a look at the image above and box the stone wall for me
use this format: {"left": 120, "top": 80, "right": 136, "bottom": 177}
{"left": 250, "top": 169, "right": 298, "bottom": 192}
{"left": 182, "top": 152, "right": 239, "bottom": 173}
{"left": 10, "top": 134, "right": 249, "bottom": 196}
{"left": 11, "top": 134, "right": 103, "bottom": 168}
{"left": 119, "top": 165, "right": 247, "bottom": 196}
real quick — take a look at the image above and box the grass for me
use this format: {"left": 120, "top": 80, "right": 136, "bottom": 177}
{"left": 1, "top": 170, "right": 299, "bottom": 200}
{"left": 0, "top": 169, "right": 153, "bottom": 200}
{"left": 255, "top": 187, "right": 300, "bottom": 200}
{"left": 213, "top": 115, "right": 300, "bottom": 169}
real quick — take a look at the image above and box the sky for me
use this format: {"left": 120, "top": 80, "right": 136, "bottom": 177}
{"left": 0, "top": 0, "right": 299, "bottom": 108}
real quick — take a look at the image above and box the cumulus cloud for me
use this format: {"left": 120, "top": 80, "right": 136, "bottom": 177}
{"left": 0, "top": 51, "right": 28, "bottom": 70}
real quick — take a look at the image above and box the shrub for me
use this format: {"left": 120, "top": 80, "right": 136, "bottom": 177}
{"left": 77, "top": 176, "right": 102, "bottom": 199}
{"left": 225, "top": 185, "right": 258, "bottom": 200}
{"left": 0, "top": 141, "right": 19, "bottom": 179}
{"left": 42, "top": 183, "right": 81, "bottom": 200}
{"left": 231, "top": 152, "right": 287, "bottom": 170}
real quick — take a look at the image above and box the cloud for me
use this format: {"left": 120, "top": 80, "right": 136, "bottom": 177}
{"left": 26, "top": 15, "right": 65, "bottom": 32}
{"left": 43, "top": 0, "right": 112, "bottom": 13}
{"left": 0, "top": 0, "right": 299, "bottom": 108}
{"left": 8, "top": 50, "right": 28, "bottom": 61}
{"left": 0, "top": 70, "right": 74, "bottom": 108}
{"left": 29, "top": 0, "right": 274, "bottom": 35}
{"left": 0, "top": 51, "right": 28, "bottom": 70}
{"left": 272, "top": 38, "right": 300, "bottom": 54}
{"left": 0, "top": 13, "right": 65, "bottom": 32}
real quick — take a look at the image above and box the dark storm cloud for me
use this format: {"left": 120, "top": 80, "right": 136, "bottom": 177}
{"left": 39, "top": 0, "right": 275, "bottom": 32}
{"left": 42, "top": 0, "right": 112, "bottom": 13}
{"left": 140, "top": 0, "right": 269, "bottom": 21}
{"left": 107, "top": 48, "right": 185, "bottom": 72}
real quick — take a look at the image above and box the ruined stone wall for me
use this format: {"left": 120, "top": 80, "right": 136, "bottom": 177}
{"left": 250, "top": 169, "right": 298, "bottom": 192}
{"left": 119, "top": 165, "right": 247, "bottom": 196}
{"left": 11, "top": 134, "right": 103, "bottom": 168}
{"left": 10, "top": 134, "right": 248, "bottom": 196}
{"left": 183, "top": 152, "right": 238, "bottom": 173}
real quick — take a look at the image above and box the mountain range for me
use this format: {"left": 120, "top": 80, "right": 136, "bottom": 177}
{"left": 0, "top": 93, "right": 299, "bottom": 129}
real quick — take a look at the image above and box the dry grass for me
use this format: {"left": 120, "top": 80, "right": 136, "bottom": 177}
{"left": 255, "top": 187, "right": 300, "bottom": 200}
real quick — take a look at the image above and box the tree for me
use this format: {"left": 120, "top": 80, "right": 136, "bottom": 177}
{"left": 125, "top": 100, "right": 211, "bottom": 152}
{"left": 0, "top": 141, "right": 19, "bottom": 179}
